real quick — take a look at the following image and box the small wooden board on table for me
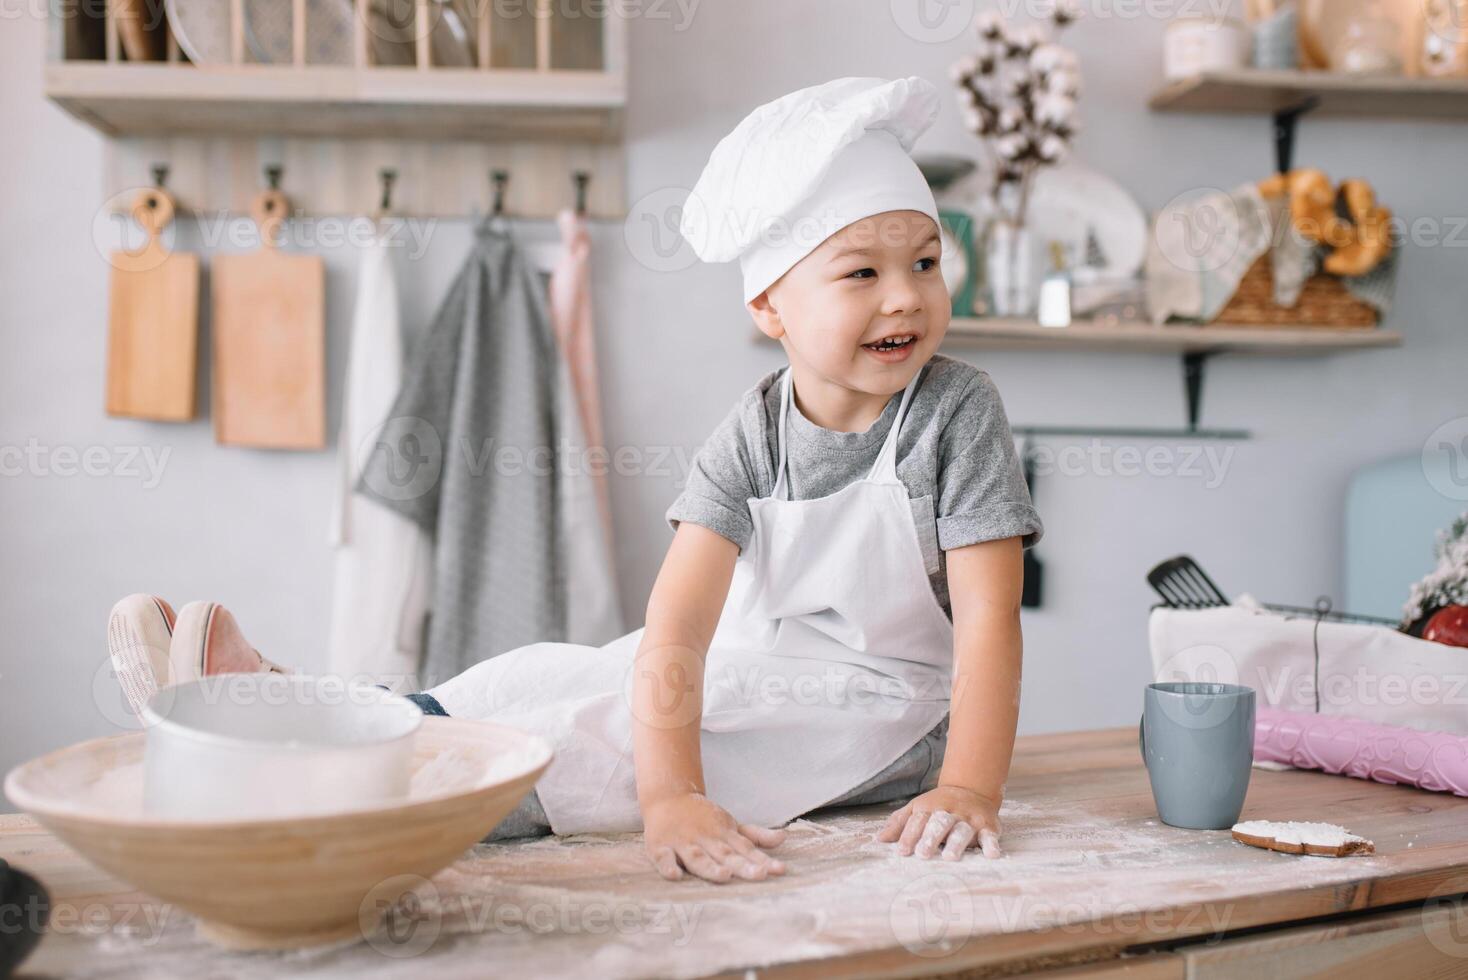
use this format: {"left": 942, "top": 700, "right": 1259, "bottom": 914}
{"left": 4, "top": 728, "right": 1467, "bottom": 978}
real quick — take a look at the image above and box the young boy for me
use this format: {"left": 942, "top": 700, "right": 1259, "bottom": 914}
{"left": 633, "top": 76, "right": 1042, "bottom": 881}
{"left": 106, "top": 76, "right": 1042, "bottom": 887}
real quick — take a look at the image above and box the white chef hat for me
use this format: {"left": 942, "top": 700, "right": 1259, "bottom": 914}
{"left": 679, "top": 76, "right": 943, "bottom": 305}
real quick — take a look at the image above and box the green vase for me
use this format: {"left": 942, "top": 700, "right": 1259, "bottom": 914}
{"left": 939, "top": 209, "right": 977, "bottom": 318}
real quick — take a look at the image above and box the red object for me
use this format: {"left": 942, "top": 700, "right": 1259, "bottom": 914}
{"left": 1423, "top": 605, "right": 1468, "bottom": 649}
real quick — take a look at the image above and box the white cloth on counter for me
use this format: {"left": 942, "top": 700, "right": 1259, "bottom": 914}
{"left": 326, "top": 229, "right": 432, "bottom": 692}
{"left": 1149, "top": 598, "right": 1468, "bottom": 736}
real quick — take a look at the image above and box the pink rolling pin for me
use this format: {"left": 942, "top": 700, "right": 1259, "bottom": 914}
{"left": 1254, "top": 706, "right": 1468, "bottom": 797}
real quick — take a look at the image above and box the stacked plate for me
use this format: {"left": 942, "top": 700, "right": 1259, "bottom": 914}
{"left": 165, "top": 0, "right": 477, "bottom": 66}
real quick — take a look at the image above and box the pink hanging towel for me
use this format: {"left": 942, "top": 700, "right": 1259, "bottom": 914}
{"left": 546, "top": 207, "right": 624, "bottom": 643}
{"left": 550, "top": 208, "right": 614, "bottom": 542}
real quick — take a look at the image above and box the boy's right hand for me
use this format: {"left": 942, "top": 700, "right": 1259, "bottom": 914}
{"left": 642, "top": 792, "right": 787, "bottom": 884}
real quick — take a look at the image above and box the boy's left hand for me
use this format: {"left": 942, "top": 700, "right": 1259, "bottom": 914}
{"left": 876, "top": 785, "right": 1003, "bottom": 861}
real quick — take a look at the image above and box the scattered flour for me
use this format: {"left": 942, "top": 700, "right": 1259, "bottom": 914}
{"left": 36, "top": 792, "right": 1393, "bottom": 980}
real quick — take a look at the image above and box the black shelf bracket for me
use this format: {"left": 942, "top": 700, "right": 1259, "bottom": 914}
{"left": 1183, "top": 350, "right": 1209, "bottom": 433}
{"left": 1273, "top": 95, "right": 1321, "bottom": 174}
{"left": 1010, "top": 350, "right": 1251, "bottom": 442}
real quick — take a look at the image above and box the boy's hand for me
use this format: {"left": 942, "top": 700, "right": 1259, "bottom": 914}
{"left": 876, "top": 785, "right": 1003, "bottom": 861}
{"left": 642, "top": 792, "right": 788, "bottom": 884}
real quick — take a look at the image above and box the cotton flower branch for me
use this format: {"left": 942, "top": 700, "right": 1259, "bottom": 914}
{"left": 950, "top": 2, "right": 1081, "bottom": 226}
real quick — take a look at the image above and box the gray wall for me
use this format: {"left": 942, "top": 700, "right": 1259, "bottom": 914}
{"left": 3, "top": 1, "right": 1465, "bottom": 796}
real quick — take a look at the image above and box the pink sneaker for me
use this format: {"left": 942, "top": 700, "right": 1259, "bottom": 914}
{"left": 106, "top": 594, "right": 178, "bottom": 716}
{"left": 169, "top": 602, "right": 289, "bottom": 684}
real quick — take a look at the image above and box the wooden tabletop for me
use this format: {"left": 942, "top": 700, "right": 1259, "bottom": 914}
{"left": 5, "top": 727, "right": 1468, "bottom": 979}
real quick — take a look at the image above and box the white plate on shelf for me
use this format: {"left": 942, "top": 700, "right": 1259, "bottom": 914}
{"left": 166, "top": 0, "right": 478, "bottom": 66}
{"left": 961, "top": 160, "right": 1148, "bottom": 285}
{"left": 246, "top": 0, "right": 355, "bottom": 64}
{"left": 366, "top": 0, "right": 477, "bottom": 67}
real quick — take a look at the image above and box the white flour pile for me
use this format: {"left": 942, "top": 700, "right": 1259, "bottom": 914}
{"left": 1232, "top": 820, "right": 1371, "bottom": 849}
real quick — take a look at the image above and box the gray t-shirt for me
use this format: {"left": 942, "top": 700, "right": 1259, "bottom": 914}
{"left": 665, "top": 353, "right": 1044, "bottom": 618}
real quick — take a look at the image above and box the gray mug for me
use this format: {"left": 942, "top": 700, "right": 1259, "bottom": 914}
{"left": 1139, "top": 682, "right": 1256, "bottom": 830}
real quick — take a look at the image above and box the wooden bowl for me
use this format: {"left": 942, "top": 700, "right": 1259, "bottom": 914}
{"left": 3, "top": 716, "right": 552, "bottom": 950}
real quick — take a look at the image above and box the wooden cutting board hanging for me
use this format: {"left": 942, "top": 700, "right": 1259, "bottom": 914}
{"left": 105, "top": 186, "right": 199, "bottom": 421}
{"left": 211, "top": 188, "right": 325, "bottom": 449}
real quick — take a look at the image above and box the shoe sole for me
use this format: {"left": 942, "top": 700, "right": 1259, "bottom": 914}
{"left": 106, "top": 594, "right": 176, "bottom": 716}
{"left": 169, "top": 601, "right": 216, "bottom": 685}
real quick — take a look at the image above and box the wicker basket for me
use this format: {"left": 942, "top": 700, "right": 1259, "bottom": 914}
{"left": 1210, "top": 254, "right": 1379, "bottom": 328}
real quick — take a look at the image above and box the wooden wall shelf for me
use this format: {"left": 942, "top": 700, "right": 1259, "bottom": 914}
{"left": 46, "top": 0, "right": 628, "bottom": 218}
{"left": 945, "top": 318, "right": 1403, "bottom": 355}
{"left": 1149, "top": 69, "right": 1468, "bottom": 119}
{"left": 46, "top": 64, "right": 624, "bottom": 142}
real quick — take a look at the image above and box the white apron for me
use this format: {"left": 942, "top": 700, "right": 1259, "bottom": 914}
{"left": 434, "top": 366, "right": 955, "bottom": 835}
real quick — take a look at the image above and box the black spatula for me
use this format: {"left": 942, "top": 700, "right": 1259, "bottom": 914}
{"left": 1146, "top": 555, "right": 1230, "bottom": 609}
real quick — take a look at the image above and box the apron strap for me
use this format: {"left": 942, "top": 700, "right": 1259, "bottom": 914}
{"left": 773, "top": 368, "right": 795, "bottom": 501}
{"left": 865, "top": 368, "right": 923, "bottom": 483}
{"left": 773, "top": 366, "right": 925, "bottom": 499}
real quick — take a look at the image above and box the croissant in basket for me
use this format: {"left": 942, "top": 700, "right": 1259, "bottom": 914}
{"left": 1257, "top": 168, "right": 1393, "bottom": 277}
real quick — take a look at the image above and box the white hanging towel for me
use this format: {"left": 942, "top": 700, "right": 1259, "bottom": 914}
{"left": 325, "top": 229, "right": 433, "bottom": 692}
{"left": 545, "top": 209, "right": 624, "bottom": 644}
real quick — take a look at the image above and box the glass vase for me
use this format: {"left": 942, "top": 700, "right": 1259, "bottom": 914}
{"left": 984, "top": 218, "right": 1040, "bottom": 318}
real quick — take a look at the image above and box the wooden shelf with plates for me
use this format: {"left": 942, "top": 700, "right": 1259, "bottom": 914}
{"left": 46, "top": 63, "right": 624, "bottom": 141}
{"left": 47, "top": 0, "right": 627, "bottom": 218}
{"left": 945, "top": 317, "right": 1403, "bottom": 355}
{"left": 1148, "top": 68, "right": 1468, "bottom": 119}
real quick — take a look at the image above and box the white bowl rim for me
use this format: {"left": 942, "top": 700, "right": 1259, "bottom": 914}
{"left": 138, "top": 673, "right": 423, "bottom": 750}
{"left": 3, "top": 717, "right": 554, "bottom": 830}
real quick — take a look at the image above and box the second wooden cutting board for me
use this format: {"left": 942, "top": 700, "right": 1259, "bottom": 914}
{"left": 212, "top": 189, "right": 325, "bottom": 450}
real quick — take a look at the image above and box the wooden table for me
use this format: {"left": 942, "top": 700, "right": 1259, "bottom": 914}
{"left": 5, "top": 728, "right": 1468, "bottom": 978}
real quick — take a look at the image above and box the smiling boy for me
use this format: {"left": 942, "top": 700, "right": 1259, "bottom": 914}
{"left": 631, "top": 76, "right": 1044, "bottom": 881}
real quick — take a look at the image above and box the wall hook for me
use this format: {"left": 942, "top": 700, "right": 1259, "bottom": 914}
{"left": 379, "top": 168, "right": 397, "bottom": 213}
{"left": 151, "top": 163, "right": 169, "bottom": 189}
{"left": 264, "top": 164, "right": 284, "bottom": 191}
{"left": 491, "top": 169, "right": 509, "bottom": 216}
{"left": 573, "top": 170, "right": 590, "bottom": 216}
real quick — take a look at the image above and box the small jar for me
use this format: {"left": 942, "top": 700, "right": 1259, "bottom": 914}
{"left": 1164, "top": 16, "right": 1251, "bottom": 79}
